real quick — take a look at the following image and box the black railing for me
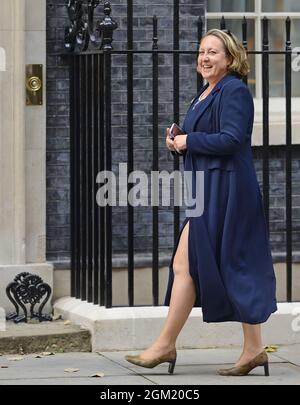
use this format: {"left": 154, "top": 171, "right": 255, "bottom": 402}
{"left": 65, "top": 0, "right": 299, "bottom": 307}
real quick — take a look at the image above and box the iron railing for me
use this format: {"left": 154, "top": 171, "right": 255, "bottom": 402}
{"left": 65, "top": 0, "right": 299, "bottom": 307}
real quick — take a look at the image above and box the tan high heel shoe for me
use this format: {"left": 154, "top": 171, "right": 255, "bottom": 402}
{"left": 125, "top": 349, "right": 177, "bottom": 374}
{"left": 217, "top": 351, "right": 269, "bottom": 376}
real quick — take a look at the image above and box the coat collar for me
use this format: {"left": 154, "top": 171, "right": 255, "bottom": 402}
{"left": 191, "top": 74, "right": 239, "bottom": 126}
{"left": 211, "top": 73, "right": 238, "bottom": 95}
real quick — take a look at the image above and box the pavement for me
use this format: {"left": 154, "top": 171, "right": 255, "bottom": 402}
{"left": 0, "top": 345, "right": 299, "bottom": 385}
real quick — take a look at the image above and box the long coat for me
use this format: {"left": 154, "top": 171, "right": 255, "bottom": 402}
{"left": 165, "top": 73, "right": 277, "bottom": 324}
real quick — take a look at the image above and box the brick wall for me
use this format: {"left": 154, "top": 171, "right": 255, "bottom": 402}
{"left": 46, "top": 0, "right": 299, "bottom": 265}
{"left": 47, "top": 1, "right": 71, "bottom": 262}
{"left": 46, "top": 0, "right": 205, "bottom": 264}
{"left": 253, "top": 146, "right": 300, "bottom": 260}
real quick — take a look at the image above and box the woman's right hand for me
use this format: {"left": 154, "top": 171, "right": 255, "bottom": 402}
{"left": 166, "top": 127, "right": 177, "bottom": 152}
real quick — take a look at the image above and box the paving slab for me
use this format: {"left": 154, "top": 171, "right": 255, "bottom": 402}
{"left": 124, "top": 363, "right": 300, "bottom": 386}
{"left": 0, "top": 376, "right": 153, "bottom": 386}
{"left": 0, "top": 352, "right": 128, "bottom": 379}
{"left": 270, "top": 343, "right": 300, "bottom": 367}
{"left": 0, "top": 347, "right": 299, "bottom": 385}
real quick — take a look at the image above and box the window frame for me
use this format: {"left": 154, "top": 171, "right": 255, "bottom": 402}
{"left": 206, "top": 0, "right": 300, "bottom": 98}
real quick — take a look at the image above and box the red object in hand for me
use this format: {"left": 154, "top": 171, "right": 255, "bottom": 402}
{"left": 169, "top": 123, "right": 184, "bottom": 140}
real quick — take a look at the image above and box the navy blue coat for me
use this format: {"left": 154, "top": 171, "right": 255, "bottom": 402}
{"left": 165, "top": 74, "right": 277, "bottom": 324}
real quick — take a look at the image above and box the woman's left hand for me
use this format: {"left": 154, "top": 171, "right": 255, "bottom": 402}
{"left": 173, "top": 134, "right": 188, "bottom": 153}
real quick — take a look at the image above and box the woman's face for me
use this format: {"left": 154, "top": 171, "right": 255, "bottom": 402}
{"left": 197, "top": 35, "right": 232, "bottom": 84}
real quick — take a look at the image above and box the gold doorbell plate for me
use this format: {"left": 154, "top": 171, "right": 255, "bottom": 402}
{"left": 26, "top": 64, "right": 43, "bottom": 106}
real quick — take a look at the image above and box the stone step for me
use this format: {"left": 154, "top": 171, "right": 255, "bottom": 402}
{"left": 0, "top": 319, "right": 91, "bottom": 355}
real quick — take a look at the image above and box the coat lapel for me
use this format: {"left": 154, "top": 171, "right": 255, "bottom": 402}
{"left": 185, "top": 83, "right": 209, "bottom": 117}
{"left": 192, "top": 74, "right": 238, "bottom": 129}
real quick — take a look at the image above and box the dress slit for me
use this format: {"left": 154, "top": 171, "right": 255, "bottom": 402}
{"left": 169, "top": 218, "right": 190, "bottom": 272}
{"left": 164, "top": 217, "right": 200, "bottom": 307}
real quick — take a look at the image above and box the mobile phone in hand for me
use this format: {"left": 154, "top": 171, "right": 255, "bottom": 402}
{"left": 169, "top": 123, "right": 184, "bottom": 140}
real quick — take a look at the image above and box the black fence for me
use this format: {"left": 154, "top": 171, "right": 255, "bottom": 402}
{"left": 65, "top": 0, "right": 298, "bottom": 307}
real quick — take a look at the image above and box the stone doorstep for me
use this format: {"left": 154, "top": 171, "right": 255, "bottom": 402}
{"left": 0, "top": 320, "right": 91, "bottom": 355}
{"left": 53, "top": 298, "right": 300, "bottom": 352}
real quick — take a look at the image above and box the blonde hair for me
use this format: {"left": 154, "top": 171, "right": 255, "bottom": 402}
{"left": 201, "top": 29, "right": 250, "bottom": 78}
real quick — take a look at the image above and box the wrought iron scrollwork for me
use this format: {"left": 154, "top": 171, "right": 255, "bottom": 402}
{"left": 6, "top": 272, "right": 52, "bottom": 323}
{"left": 64, "top": 0, "right": 118, "bottom": 52}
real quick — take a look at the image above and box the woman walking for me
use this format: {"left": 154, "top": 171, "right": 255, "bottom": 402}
{"left": 125, "top": 29, "right": 277, "bottom": 377}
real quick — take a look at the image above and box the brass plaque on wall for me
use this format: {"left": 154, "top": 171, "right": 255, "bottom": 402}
{"left": 26, "top": 64, "right": 43, "bottom": 106}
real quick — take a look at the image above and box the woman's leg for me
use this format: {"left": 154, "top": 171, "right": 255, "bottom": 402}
{"left": 139, "top": 221, "right": 196, "bottom": 360}
{"left": 234, "top": 323, "right": 264, "bottom": 367}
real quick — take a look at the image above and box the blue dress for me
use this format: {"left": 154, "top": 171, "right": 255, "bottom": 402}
{"left": 164, "top": 74, "right": 277, "bottom": 324}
